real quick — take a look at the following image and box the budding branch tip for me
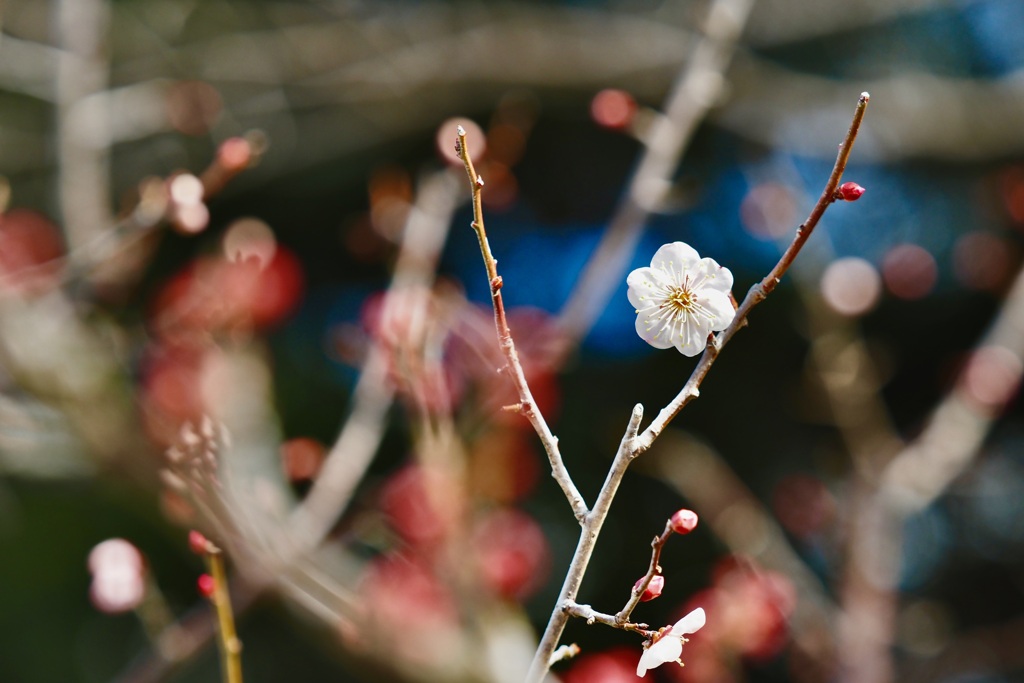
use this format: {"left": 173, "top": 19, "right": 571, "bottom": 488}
{"left": 457, "top": 124, "right": 466, "bottom": 136}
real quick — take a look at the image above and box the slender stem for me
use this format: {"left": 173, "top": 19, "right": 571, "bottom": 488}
{"left": 615, "top": 520, "right": 673, "bottom": 624}
{"left": 525, "top": 405, "right": 644, "bottom": 682}
{"left": 636, "top": 92, "right": 870, "bottom": 451}
{"left": 206, "top": 549, "right": 243, "bottom": 683}
{"left": 564, "top": 600, "right": 654, "bottom": 637}
{"left": 526, "top": 92, "right": 870, "bottom": 683}
{"left": 455, "top": 126, "right": 588, "bottom": 522}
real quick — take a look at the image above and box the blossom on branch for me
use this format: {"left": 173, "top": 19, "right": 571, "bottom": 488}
{"left": 636, "top": 607, "right": 706, "bottom": 677}
{"left": 627, "top": 243, "right": 735, "bottom": 356}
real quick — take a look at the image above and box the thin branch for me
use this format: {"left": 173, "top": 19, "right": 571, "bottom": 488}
{"left": 525, "top": 404, "right": 643, "bottom": 682}
{"left": 526, "top": 92, "right": 869, "bottom": 683}
{"left": 205, "top": 548, "right": 243, "bottom": 683}
{"left": 615, "top": 520, "right": 673, "bottom": 624}
{"left": 636, "top": 92, "right": 870, "bottom": 451}
{"left": 290, "top": 167, "right": 462, "bottom": 546}
{"left": 564, "top": 600, "right": 653, "bottom": 637}
{"left": 455, "top": 126, "right": 588, "bottom": 522}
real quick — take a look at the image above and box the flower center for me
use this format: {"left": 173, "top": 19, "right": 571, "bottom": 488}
{"left": 665, "top": 285, "right": 695, "bottom": 313}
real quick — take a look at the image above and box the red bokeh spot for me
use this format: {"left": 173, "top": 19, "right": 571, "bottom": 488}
{"left": 217, "top": 137, "right": 253, "bottom": 172}
{"left": 591, "top": 89, "right": 637, "bottom": 130}
{"left": 0, "top": 209, "right": 65, "bottom": 296}
{"left": 771, "top": 474, "right": 836, "bottom": 539}
{"left": 167, "top": 81, "right": 223, "bottom": 136}
{"left": 562, "top": 648, "right": 638, "bottom": 683}
{"left": 881, "top": 244, "right": 937, "bottom": 300}
{"left": 380, "top": 464, "right": 459, "bottom": 545}
{"left": 959, "top": 345, "right": 1022, "bottom": 411}
{"left": 472, "top": 508, "right": 550, "bottom": 599}
{"left": 280, "top": 437, "right": 326, "bottom": 482}
{"left": 150, "top": 248, "right": 303, "bottom": 339}
{"left": 953, "top": 231, "right": 1016, "bottom": 292}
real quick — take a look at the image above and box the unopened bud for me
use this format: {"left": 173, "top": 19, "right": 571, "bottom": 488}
{"left": 837, "top": 182, "right": 865, "bottom": 201}
{"left": 197, "top": 573, "right": 216, "bottom": 598}
{"left": 670, "top": 509, "right": 699, "bottom": 535}
{"left": 188, "top": 530, "right": 209, "bottom": 555}
{"left": 634, "top": 574, "right": 665, "bottom": 602}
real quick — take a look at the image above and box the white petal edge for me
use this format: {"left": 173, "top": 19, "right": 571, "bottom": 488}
{"left": 700, "top": 289, "right": 737, "bottom": 332}
{"left": 672, "top": 607, "right": 706, "bottom": 634}
{"left": 650, "top": 242, "right": 700, "bottom": 273}
{"left": 636, "top": 630, "right": 683, "bottom": 677}
{"left": 634, "top": 309, "right": 675, "bottom": 350}
{"left": 627, "top": 266, "right": 672, "bottom": 310}
{"left": 696, "top": 257, "right": 734, "bottom": 293}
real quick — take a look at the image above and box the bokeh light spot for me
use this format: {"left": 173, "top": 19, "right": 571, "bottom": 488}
{"left": 740, "top": 182, "right": 798, "bottom": 239}
{"left": 881, "top": 243, "right": 937, "bottom": 300}
{"left": 437, "top": 117, "right": 485, "bottom": 165}
{"left": 223, "top": 217, "right": 277, "bottom": 268}
{"left": 166, "top": 80, "right": 223, "bottom": 136}
{"left": 280, "top": 437, "right": 326, "bottom": 482}
{"left": 960, "top": 345, "right": 1022, "bottom": 410}
{"left": 954, "top": 231, "right": 1015, "bottom": 291}
{"left": 820, "top": 257, "right": 882, "bottom": 316}
{"left": 590, "top": 89, "right": 637, "bottom": 130}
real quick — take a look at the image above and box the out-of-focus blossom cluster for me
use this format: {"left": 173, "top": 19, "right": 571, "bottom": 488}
{"left": 88, "top": 539, "right": 146, "bottom": 614}
{"left": 670, "top": 558, "right": 796, "bottom": 682}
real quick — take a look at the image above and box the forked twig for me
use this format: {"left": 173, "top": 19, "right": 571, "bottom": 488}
{"left": 525, "top": 92, "right": 870, "bottom": 683}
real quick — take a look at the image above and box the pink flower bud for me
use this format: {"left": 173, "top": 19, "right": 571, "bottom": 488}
{"left": 837, "top": 182, "right": 865, "bottom": 201}
{"left": 197, "top": 573, "right": 216, "bottom": 598}
{"left": 634, "top": 574, "right": 665, "bottom": 602}
{"left": 188, "top": 530, "right": 209, "bottom": 555}
{"left": 670, "top": 509, "right": 699, "bottom": 535}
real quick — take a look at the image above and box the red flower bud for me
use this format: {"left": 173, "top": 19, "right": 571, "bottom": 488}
{"left": 188, "top": 530, "right": 209, "bottom": 556}
{"left": 634, "top": 574, "right": 665, "bottom": 602}
{"left": 197, "top": 573, "right": 216, "bottom": 598}
{"left": 837, "top": 182, "right": 865, "bottom": 201}
{"left": 670, "top": 509, "right": 699, "bottom": 535}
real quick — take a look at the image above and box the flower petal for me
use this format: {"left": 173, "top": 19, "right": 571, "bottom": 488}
{"left": 700, "top": 289, "right": 736, "bottom": 332}
{"left": 634, "top": 304, "right": 676, "bottom": 350}
{"left": 650, "top": 242, "right": 701, "bottom": 280}
{"left": 673, "top": 316, "right": 710, "bottom": 357}
{"left": 672, "top": 607, "right": 706, "bottom": 635}
{"left": 627, "top": 266, "right": 672, "bottom": 311}
{"left": 696, "top": 257, "right": 734, "bottom": 293}
{"left": 636, "top": 629, "right": 683, "bottom": 676}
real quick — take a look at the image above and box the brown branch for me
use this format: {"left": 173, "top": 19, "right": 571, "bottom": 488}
{"left": 455, "top": 126, "right": 588, "bottom": 522}
{"left": 635, "top": 92, "right": 870, "bottom": 451}
{"left": 526, "top": 92, "right": 870, "bottom": 683}
{"left": 615, "top": 520, "right": 673, "bottom": 624}
{"left": 564, "top": 600, "right": 654, "bottom": 638}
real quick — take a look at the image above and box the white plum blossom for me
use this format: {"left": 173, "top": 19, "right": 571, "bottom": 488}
{"left": 627, "top": 242, "right": 735, "bottom": 356}
{"left": 636, "top": 607, "right": 706, "bottom": 677}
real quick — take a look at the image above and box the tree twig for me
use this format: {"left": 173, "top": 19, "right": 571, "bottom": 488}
{"left": 525, "top": 92, "right": 869, "bottom": 683}
{"left": 455, "top": 126, "right": 588, "bottom": 522}
{"left": 635, "top": 92, "right": 870, "bottom": 451}
{"left": 614, "top": 520, "right": 673, "bottom": 624}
